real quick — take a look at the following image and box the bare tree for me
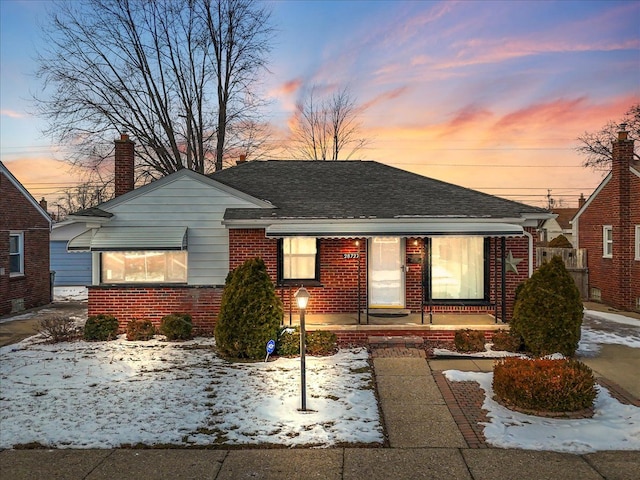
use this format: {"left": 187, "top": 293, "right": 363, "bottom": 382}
{"left": 53, "top": 179, "right": 114, "bottom": 220}
{"left": 35, "top": 0, "right": 273, "bottom": 181}
{"left": 288, "top": 86, "right": 368, "bottom": 160}
{"left": 576, "top": 104, "right": 640, "bottom": 169}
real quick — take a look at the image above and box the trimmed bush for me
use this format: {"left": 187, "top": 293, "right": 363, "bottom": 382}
{"left": 160, "top": 313, "right": 193, "bottom": 341}
{"left": 126, "top": 319, "right": 156, "bottom": 341}
{"left": 38, "top": 315, "right": 81, "bottom": 343}
{"left": 276, "top": 327, "right": 338, "bottom": 356}
{"left": 215, "top": 257, "right": 283, "bottom": 360}
{"left": 493, "top": 357, "right": 596, "bottom": 413}
{"left": 548, "top": 234, "right": 573, "bottom": 248}
{"left": 511, "top": 256, "right": 583, "bottom": 357}
{"left": 454, "top": 329, "right": 485, "bottom": 353}
{"left": 83, "top": 314, "right": 119, "bottom": 341}
{"left": 491, "top": 329, "right": 523, "bottom": 352}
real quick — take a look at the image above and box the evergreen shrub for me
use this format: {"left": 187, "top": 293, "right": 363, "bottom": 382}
{"left": 453, "top": 329, "right": 485, "bottom": 353}
{"left": 84, "top": 314, "right": 119, "bottom": 341}
{"left": 276, "top": 327, "right": 338, "bottom": 356}
{"left": 548, "top": 234, "right": 573, "bottom": 248}
{"left": 214, "top": 257, "right": 283, "bottom": 360}
{"left": 493, "top": 357, "right": 596, "bottom": 413}
{"left": 160, "top": 313, "right": 193, "bottom": 340}
{"left": 511, "top": 256, "right": 583, "bottom": 356}
{"left": 125, "top": 319, "right": 156, "bottom": 341}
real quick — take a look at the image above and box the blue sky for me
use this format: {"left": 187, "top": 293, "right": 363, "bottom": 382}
{"left": 1, "top": 0, "right": 639, "bottom": 208}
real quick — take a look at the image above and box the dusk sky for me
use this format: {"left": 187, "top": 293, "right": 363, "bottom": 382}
{"left": 1, "top": 0, "right": 639, "bottom": 209}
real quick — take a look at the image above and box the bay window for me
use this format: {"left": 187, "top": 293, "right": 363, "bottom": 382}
{"left": 101, "top": 251, "right": 187, "bottom": 283}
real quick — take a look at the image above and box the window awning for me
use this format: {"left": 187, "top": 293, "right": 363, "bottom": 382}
{"left": 264, "top": 222, "right": 524, "bottom": 238}
{"left": 68, "top": 226, "right": 188, "bottom": 251}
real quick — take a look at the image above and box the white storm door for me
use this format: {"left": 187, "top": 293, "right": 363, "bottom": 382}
{"left": 368, "top": 237, "right": 404, "bottom": 307}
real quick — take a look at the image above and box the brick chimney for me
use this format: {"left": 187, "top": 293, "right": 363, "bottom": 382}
{"left": 578, "top": 193, "right": 586, "bottom": 208}
{"left": 114, "top": 132, "right": 135, "bottom": 197}
{"left": 39, "top": 197, "right": 48, "bottom": 211}
{"left": 612, "top": 123, "right": 634, "bottom": 310}
{"left": 237, "top": 154, "right": 247, "bottom": 165}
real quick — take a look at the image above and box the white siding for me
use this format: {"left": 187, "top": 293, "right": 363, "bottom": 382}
{"left": 99, "top": 174, "right": 266, "bottom": 285}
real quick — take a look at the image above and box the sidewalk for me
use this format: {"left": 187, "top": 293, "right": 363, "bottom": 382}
{"left": 1, "top": 354, "right": 638, "bottom": 479}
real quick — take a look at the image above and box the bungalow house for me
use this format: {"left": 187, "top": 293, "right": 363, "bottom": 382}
{"left": 67, "top": 134, "right": 552, "bottom": 342}
{"left": 539, "top": 204, "right": 582, "bottom": 246}
{"left": 0, "top": 161, "right": 52, "bottom": 315}
{"left": 572, "top": 127, "right": 640, "bottom": 312}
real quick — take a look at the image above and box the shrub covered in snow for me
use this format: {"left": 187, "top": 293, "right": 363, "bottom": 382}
{"left": 493, "top": 357, "right": 596, "bottom": 414}
{"left": 511, "top": 255, "right": 583, "bottom": 356}
{"left": 454, "top": 329, "right": 485, "bottom": 353}
{"left": 215, "top": 257, "right": 283, "bottom": 360}
{"left": 160, "top": 313, "right": 193, "bottom": 341}
{"left": 276, "top": 327, "right": 338, "bottom": 356}
{"left": 83, "top": 314, "right": 119, "bottom": 341}
{"left": 126, "top": 319, "right": 156, "bottom": 341}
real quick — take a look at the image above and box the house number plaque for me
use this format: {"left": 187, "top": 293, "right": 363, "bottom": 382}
{"left": 343, "top": 253, "right": 360, "bottom": 259}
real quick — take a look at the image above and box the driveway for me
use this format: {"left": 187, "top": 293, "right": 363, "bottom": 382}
{"left": 0, "top": 302, "right": 87, "bottom": 347}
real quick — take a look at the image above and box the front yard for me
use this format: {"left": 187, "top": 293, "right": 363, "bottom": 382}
{"left": 0, "top": 337, "right": 382, "bottom": 449}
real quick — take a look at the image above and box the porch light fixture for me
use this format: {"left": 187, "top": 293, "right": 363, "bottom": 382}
{"left": 294, "top": 286, "right": 310, "bottom": 411}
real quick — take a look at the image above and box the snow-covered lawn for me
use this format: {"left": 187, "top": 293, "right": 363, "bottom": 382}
{"left": 0, "top": 337, "right": 382, "bottom": 449}
{"left": 445, "top": 309, "right": 640, "bottom": 454}
{"left": 445, "top": 370, "right": 640, "bottom": 454}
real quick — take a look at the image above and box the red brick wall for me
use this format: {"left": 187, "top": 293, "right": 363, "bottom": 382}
{"left": 330, "top": 328, "right": 501, "bottom": 347}
{"left": 228, "top": 228, "right": 535, "bottom": 321}
{"left": 0, "top": 172, "right": 51, "bottom": 315}
{"left": 578, "top": 137, "right": 639, "bottom": 311}
{"left": 88, "top": 286, "right": 222, "bottom": 334}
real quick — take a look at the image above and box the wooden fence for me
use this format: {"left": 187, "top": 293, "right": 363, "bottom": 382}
{"left": 536, "top": 247, "right": 588, "bottom": 298}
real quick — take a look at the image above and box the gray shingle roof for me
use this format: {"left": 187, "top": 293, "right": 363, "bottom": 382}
{"left": 210, "top": 160, "right": 548, "bottom": 221}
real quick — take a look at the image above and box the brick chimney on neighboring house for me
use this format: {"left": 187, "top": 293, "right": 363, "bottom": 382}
{"left": 236, "top": 154, "right": 247, "bottom": 165}
{"left": 39, "top": 197, "right": 48, "bottom": 212}
{"left": 578, "top": 193, "right": 586, "bottom": 208}
{"left": 612, "top": 124, "right": 634, "bottom": 310}
{"left": 114, "top": 132, "right": 135, "bottom": 197}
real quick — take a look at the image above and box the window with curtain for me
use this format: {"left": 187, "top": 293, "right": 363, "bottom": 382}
{"left": 431, "top": 237, "right": 485, "bottom": 300}
{"left": 101, "top": 251, "right": 187, "bottom": 283}
{"left": 9, "top": 232, "right": 24, "bottom": 275}
{"left": 281, "top": 237, "right": 318, "bottom": 281}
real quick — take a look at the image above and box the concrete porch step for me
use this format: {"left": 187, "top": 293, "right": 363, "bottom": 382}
{"left": 367, "top": 308, "right": 411, "bottom": 317}
{"left": 368, "top": 335, "right": 424, "bottom": 347}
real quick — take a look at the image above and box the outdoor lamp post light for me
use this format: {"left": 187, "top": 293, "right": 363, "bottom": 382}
{"left": 294, "top": 286, "right": 310, "bottom": 411}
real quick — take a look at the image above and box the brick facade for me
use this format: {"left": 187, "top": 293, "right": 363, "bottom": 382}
{"left": 229, "top": 227, "right": 536, "bottom": 322}
{"left": 88, "top": 285, "right": 222, "bottom": 334}
{"left": 86, "top": 226, "right": 537, "bottom": 331}
{"left": 577, "top": 133, "right": 640, "bottom": 311}
{"left": 0, "top": 169, "right": 51, "bottom": 315}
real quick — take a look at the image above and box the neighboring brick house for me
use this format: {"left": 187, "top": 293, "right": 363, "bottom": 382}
{"left": 0, "top": 161, "right": 52, "bottom": 315}
{"left": 67, "top": 135, "right": 551, "bottom": 342}
{"left": 572, "top": 127, "right": 640, "bottom": 312}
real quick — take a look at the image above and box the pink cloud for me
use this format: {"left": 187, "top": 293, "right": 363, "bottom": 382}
{"left": 1, "top": 109, "right": 27, "bottom": 119}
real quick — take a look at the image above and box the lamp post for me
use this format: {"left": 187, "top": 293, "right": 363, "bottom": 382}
{"left": 294, "top": 286, "right": 310, "bottom": 411}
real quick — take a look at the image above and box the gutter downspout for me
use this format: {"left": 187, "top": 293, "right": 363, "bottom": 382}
{"left": 523, "top": 230, "right": 533, "bottom": 277}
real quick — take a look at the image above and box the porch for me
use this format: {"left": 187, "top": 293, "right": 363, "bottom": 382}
{"left": 280, "top": 310, "right": 508, "bottom": 346}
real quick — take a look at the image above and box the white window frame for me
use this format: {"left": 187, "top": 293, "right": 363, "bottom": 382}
{"left": 602, "top": 225, "right": 613, "bottom": 258}
{"left": 9, "top": 232, "right": 24, "bottom": 276}
{"left": 635, "top": 225, "right": 640, "bottom": 261}
{"left": 100, "top": 251, "right": 187, "bottom": 284}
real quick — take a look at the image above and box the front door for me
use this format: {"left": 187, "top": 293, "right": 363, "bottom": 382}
{"left": 368, "top": 237, "right": 404, "bottom": 307}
